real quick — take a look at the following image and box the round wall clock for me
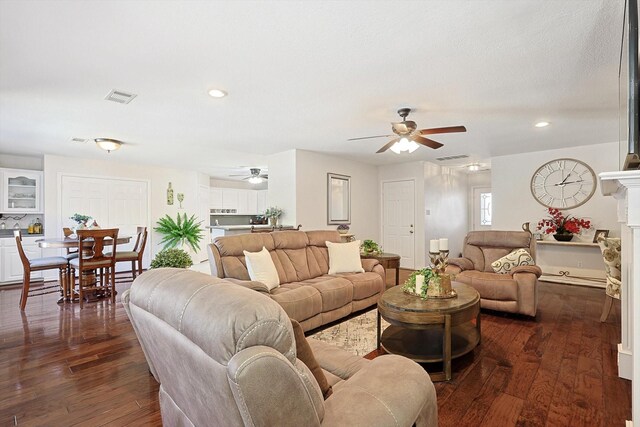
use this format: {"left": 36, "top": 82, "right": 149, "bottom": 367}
{"left": 530, "top": 158, "right": 597, "bottom": 209}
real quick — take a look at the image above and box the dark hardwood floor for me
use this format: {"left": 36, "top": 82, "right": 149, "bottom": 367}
{"left": 0, "top": 269, "right": 631, "bottom": 426}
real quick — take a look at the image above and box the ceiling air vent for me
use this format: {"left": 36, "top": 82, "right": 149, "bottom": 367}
{"left": 435, "top": 154, "right": 469, "bottom": 161}
{"left": 104, "top": 89, "right": 137, "bottom": 104}
{"left": 71, "top": 137, "right": 88, "bottom": 143}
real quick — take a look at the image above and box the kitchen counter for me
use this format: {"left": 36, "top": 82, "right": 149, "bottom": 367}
{"left": 0, "top": 229, "right": 44, "bottom": 238}
{"left": 208, "top": 224, "right": 295, "bottom": 239}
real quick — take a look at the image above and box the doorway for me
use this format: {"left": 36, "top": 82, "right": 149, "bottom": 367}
{"left": 382, "top": 180, "right": 415, "bottom": 269}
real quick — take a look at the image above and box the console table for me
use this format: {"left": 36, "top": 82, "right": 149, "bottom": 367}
{"left": 536, "top": 240, "right": 605, "bottom": 287}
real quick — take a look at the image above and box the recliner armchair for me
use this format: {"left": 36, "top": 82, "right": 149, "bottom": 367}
{"left": 445, "top": 230, "right": 542, "bottom": 316}
{"left": 123, "top": 269, "right": 437, "bottom": 426}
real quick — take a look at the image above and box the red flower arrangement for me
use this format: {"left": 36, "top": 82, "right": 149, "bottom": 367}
{"left": 537, "top": 208, "right": 592, "bottom": 235}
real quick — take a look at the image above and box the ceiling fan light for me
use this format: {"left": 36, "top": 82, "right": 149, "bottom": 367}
{"left": 95, "top": 138, "right": 122, "bottom": 153}
{"left": 407, "top": 141, "right": 420, "bottom": 153}
{"left": 468, "top": 163, "right": 480, "bottom": 172}
{"left": 248, "top": 176, "right": 263, "bottom": 184}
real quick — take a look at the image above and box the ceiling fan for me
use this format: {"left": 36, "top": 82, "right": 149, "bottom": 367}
{"left": 348, "top": 108, "right": 466, "bottom": 153}
{"left": 230, "top": 168, "right": 268, "bottom": 183}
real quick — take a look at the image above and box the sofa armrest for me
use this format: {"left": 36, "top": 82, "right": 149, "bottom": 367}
{"left": 445, "top": 264, "right": 463, "bottom": 275}
{"left": 448, "top": 257, "right": 474, "bottom": 271}
{"left": 511, "top": 265, "right": 543, "bottom": 277}
{"left": 224, "top": 278, "right": 271, "bottom": 294}
{"left": 322, "top": 355, "right": 437, "bottom": 427}
{"left": 361, "top": 258, "right": 380, "bottom": 272}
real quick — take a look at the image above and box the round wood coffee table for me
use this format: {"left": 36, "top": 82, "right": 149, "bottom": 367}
{"left": 377, "top": 282, "right": 481, "bottom": 381}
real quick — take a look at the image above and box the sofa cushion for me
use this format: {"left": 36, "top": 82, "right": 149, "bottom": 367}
{"left": 335, "top": 272, "right": 385, "bottom": 301}
{"left": 455, "top": 271, "right": 518, "bottom": 301}
{"left": 291, "top": 319, "right": 332, "bottom": 399}
{"left": 491, "top": 249, "right": 534, "bottom": 274}
{"left": 270, "top": 284, "right": 322, "bottom": 322}
{"left": 274, "top": 248, "right": 312, "bottom": 282}
{"left": 302, "top": 276, "right": 354, "bottom": 313}
{"left": 244, "top": 247, "right": 280, "bottom": 290}
{"left": 326, "top": 240, "right": 364, "bottom": 274}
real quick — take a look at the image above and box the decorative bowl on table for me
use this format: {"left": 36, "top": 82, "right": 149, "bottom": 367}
{"left": 337, "top": 225, "right": 350, "bottom": 234}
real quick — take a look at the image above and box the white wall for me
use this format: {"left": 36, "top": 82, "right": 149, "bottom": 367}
{"left": 0, "top": 153, "right": 42, "bottom": 170}
{"left": 43, "top": 154, "right": 203, "bottom": 264}
{"left": 424, "top": 163, "right": 468, "bottom": 259}
{"left": 267, "top": 150, "right": 297, "bottom": 226}
{"left": 295, "top": 150, "right": 379, "bottom": 240}
{"left": 492, "top": 141, "right": 619, "bottom": 239}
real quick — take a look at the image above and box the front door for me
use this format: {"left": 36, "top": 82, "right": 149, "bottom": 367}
{"left": 382, "top": 180, "right": 415, "bottom": 269}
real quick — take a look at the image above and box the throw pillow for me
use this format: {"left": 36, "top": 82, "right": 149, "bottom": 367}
{"left": 243, "top": 247, "right": 280, "bottom": 291}
{"left": 326, "top": 240, "right": 365, "bottom": 275}
{"left": 290, "top": 319, "right": 333, "bottom": 399}
{"left": 491, "top": 248, "right": 534, "bottom": 274}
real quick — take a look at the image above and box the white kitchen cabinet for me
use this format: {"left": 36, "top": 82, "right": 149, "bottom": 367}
{"left": 210, "top": 188, "right": 223, "bottom": 209}
{"left": 1, "top": 169, "right": 43, "bottom": 213}
{"left": 1, "top": 237, "right": 42, "bottom": 284}
{"left": 222, "top": 189, "right": 239, "bottom": 210}
{"left": 247, "top": 190, "right": 258, "bottom": 214}
{"left": 257, "top": 190, "right": 267, "bottom": 215}
{"left": 237, "top": 189, "right": 248, "bottom": 214}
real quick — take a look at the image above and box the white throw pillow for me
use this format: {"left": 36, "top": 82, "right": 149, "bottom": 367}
{"left": 326, "top": 240, "right": 365, "bottom": 274}
{"left": 244, "top": 247, "right": 280, "bottom": 291}
{"left": 491, "top": 248, "right": 534, "bottom": 274}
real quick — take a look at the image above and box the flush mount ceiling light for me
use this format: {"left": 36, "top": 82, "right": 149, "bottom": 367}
{"left": 534, "top": 121, "right": 550, "bottom": 128}
{"left": 248, "top": 176, "right": 263, "bottom": 184}
{"left": 468, "top": 163, "right": 480, "bottom": 172}
{"left": 208, "top": 89, "right": 228, "bottom": 98}
{"left": 389, "top": 137, "right": 420, "bottom": 154}
{"left": 95, "top": 138, "right": 123, "bottom": 153}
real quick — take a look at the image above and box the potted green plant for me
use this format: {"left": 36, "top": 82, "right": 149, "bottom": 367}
{"left": 360, "top": 239, "right": 381, "bottom": 255}
{"left": 70, "top": 213, "right": 92, "bottom": 229}
{"left": 150, "top": 248, "right": 193, "bottom": 269}
{"left": 154, "top": 213, "right": 203, "bottom": 252}
{"left": 264, "top": 206, "right": 284, "bottom": 227}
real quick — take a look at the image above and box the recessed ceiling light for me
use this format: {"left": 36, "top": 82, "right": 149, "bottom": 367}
{"left": 535, "top": 121, "right": 550, "bottom": 128}
{"left": 208, "top": 89, "right": 228, "bottom": 98}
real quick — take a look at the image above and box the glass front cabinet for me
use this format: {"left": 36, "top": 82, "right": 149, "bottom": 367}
{"left": 1, "top": 169, "right": 43, "bottom": 213}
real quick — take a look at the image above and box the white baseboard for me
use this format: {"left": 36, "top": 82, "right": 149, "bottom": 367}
{"left": 618, "top": 343, "right": 633, "bottom": 380}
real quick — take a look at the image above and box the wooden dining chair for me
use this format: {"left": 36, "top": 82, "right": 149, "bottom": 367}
{"left": 62, "top": 227, "right": 79, "bottom": 259}
{"left": 14, "top": 230, "right": 69, "bottom": 310}
{"left": 105, "top": 226, "right": 147, "bottom": 281}
{"left": 68, "top": 228, "right": 119, "bottom": 308}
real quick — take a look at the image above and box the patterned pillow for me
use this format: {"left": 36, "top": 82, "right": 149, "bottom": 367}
{"left": 491, "top": 248, "right": 534, "bottom": 274}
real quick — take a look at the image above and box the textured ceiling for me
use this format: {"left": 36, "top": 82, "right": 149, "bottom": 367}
{"left": 0, "top": 0, "right": 624, "bottom": 178}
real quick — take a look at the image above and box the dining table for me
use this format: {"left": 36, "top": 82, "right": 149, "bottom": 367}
{"left": 36, "top": 235, "right": 131, "bottom": 303}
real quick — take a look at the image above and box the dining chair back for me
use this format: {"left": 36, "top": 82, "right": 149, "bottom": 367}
{"left": 108, "top": 226, "right": 147, "bottom": 281}
{"left": 14, "top": 230, "right": 68, "bottom": 310}
{"left": 62, "top": 227, "right": 79, "bottom": 260}
{"left": 69, "top": 228, "right": 119, "bottom": 308}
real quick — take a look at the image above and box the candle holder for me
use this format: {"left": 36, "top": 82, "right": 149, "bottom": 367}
{"left": 427, "top": 250, "right": 455, "bottom": 298}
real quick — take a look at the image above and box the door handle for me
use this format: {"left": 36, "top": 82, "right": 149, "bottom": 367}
{"left": 410, "top": 224, "right": 414, "bottom": 227}
{"left": 409, "top": 230, "right": 414, "bottom": 234}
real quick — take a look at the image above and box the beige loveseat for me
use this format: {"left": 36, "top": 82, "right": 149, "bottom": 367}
{"left": 208, "top": 230, "right": 386, "bottom": 332}
{"left": 445, "top": 230, "right": 542, "bottom": 316}
{"left": 123, "top": 269, "right": 437, "bottom": 426}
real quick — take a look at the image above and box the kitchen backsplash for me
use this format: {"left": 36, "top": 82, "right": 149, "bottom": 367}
{"left": 0, "top": 213, "right": 44, "bottom": 234}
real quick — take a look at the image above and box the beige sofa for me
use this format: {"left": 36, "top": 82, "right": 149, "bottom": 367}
{"left": 445, "top": 230, "right": 542, "bottom": 316}
{"left": 123, "top": 269, "right": 438, "bottom": 426}
{"left": 208, "top": 230, "right": 386, "bottom": 332}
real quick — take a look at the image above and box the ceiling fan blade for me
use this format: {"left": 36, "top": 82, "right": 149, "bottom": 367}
{"left": 347, "top": 134, "right": 393, "bottom": 141}
{"left": 413, "top": 135, "right": 444, "bottom": 149}
{"left": 392, "top": 122, "right": 409, "bottom": 134}
{"left": 376, "top": 138, "right": 400, "bottom": 154}
{"left": 419, "top": 125, "right": 467, "bottom": 135}
{"left": 229, "top": 174, "right": 248, "bottom": 177}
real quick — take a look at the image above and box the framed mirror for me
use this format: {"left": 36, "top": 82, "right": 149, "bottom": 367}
{"left": 327, "top": 173, "right": 351, "bottom": 224}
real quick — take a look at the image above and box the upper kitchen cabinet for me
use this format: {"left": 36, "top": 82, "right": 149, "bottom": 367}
{"left": 1, "top": 169, "right": 43, "bottom": 213}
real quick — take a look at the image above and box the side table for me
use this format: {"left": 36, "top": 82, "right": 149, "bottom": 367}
{"left": 361, "top": 252, "right": 401, "bottom": 287}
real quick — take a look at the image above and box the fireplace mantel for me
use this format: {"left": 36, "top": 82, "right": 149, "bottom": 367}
{"left": 599, "top": 170, "right": 640, "bottom": 423}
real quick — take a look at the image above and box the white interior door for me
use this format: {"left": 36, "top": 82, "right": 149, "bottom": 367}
{"left": 471, "top": 187, "right": 492, "bottom": 231}
{"left": 382, "top": 180, "right": 415, "bottom": 269}
{"left": 60, "top": 176, "right": 150, "bottom": 270}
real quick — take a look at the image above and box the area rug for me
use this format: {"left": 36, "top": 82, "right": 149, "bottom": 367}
{"left": 310, "top": 309, "right": 390, "bottom": 356}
